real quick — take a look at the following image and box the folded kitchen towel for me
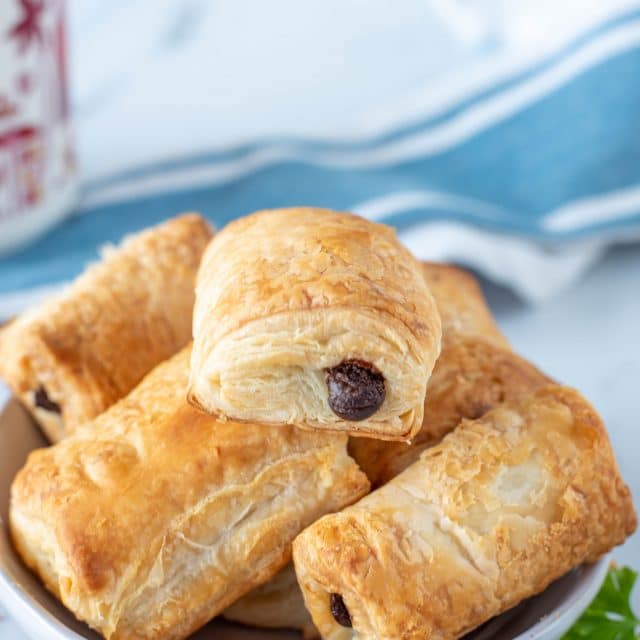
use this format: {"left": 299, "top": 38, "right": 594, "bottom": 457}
{"left": 1, "top": 0, "right": 640, "bottom": 316}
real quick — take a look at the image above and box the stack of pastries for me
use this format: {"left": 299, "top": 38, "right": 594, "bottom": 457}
{"left": 0, "top": 208, "right": 635, "bottom": 640}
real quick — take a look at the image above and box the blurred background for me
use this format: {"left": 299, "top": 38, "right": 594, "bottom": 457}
{"left": 1, "top": 0, "right": 640, "bottom": 306}
{"left": 0, "top": 0, "right": 638, "bottom": 567}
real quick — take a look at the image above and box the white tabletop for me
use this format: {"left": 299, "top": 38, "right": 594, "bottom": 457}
{"left": 1, "top": 244, "right": 638, "bottom": 637}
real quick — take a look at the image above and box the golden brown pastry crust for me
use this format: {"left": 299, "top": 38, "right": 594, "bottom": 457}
{"left": 293, "top": 385, "right": 637, "bottom": 640}
{"left": 0, "top": 214, "right": 213, "bottom": 442}
{"left": 10, "top": 348, "right": 369, "bottom": 640}
{"left": 224, "top": 263, "right": 547, "bottom": 635}
{"left": 349, "top": 263, "right": 551, "bottom": 486}
{"left": 419, "top": 262, "right": 508, "bottom": 347}
{"left": 189, "top": 208, "right": 442, "bottom": 440}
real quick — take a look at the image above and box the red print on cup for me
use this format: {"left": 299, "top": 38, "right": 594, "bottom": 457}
{"left": 0, "top": 0, "right": 76, "bottom": 254}
{"left": 9, "top": 1, "right": 45, "bottom": 52}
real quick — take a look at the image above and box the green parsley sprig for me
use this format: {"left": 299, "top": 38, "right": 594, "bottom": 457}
{"left": 562, "top": 566, "right": 639, "bottom": 639}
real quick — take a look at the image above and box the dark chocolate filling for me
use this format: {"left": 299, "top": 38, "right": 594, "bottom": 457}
{"left": 326, "top": 359, "right": 385, "bottom": 421}
{"left": 34, "top": 386, "right": 61, "bottom": 414}
{"left": 330, "top": 593, "right": 352, "bottom": 627}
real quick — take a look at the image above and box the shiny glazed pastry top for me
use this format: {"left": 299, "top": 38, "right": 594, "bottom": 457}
{"left": 189, "top": 207, "right": 442, "bottom": 440}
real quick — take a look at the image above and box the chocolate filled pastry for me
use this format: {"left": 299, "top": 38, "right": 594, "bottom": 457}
{"left": 293, "top": 385, "right": 637, "bottom": 640}
{"left": 349, "top": 263, "right": 551, "bottom": 487}
{"left": 223, "top": 263, "right": 549, "bottom": 635}
{"left": 0, "top": 213, "right": 213, "bottom": 443}
{"left": 189, "top": 207, "right": 442, "bottom": 441}
{"left": 10, "top": 347, "right": 369, "bottom": 640}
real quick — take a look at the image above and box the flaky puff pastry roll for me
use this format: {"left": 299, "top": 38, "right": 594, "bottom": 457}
{"left": 189, "top": 208, "right": 442, "bottom": 441}
{"left": 223, "top": 263, "right": 548, "bottom": 635}
{"left": 293, "top": 385, "right": 637, "bottom": 640}
{"left": 10, "top": 347, "right": 369, "bottom": 640}
{"left": 0, "top": 214, "right": 213, "bottom": 443}
{"left": 350, "top": 263, "right": 550, "bottom": 487}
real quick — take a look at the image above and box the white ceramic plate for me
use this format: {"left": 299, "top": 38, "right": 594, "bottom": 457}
{"left": 0, "top": 398, "right": 609, "bottom": 640}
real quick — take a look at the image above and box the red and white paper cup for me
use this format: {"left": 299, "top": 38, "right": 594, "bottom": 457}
{"left": 0, "top": 0, "right": 77, "bottom": 256}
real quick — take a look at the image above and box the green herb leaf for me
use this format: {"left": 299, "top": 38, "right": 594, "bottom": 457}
{"left": 562, "top": 566, "right": 640, "bottom": 639}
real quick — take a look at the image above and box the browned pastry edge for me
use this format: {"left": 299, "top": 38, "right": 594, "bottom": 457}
{"left": 0, "top": 213, "right": 213, "bottom": 442}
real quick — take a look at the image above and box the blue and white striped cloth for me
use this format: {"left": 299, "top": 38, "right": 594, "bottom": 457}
{"left": 1, "top": 0, "right": 640, "bottom": 316}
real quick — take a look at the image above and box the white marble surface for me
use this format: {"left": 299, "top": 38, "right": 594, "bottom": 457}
{"left": 0, "top": 244, "right": 638, "bottom": 638}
